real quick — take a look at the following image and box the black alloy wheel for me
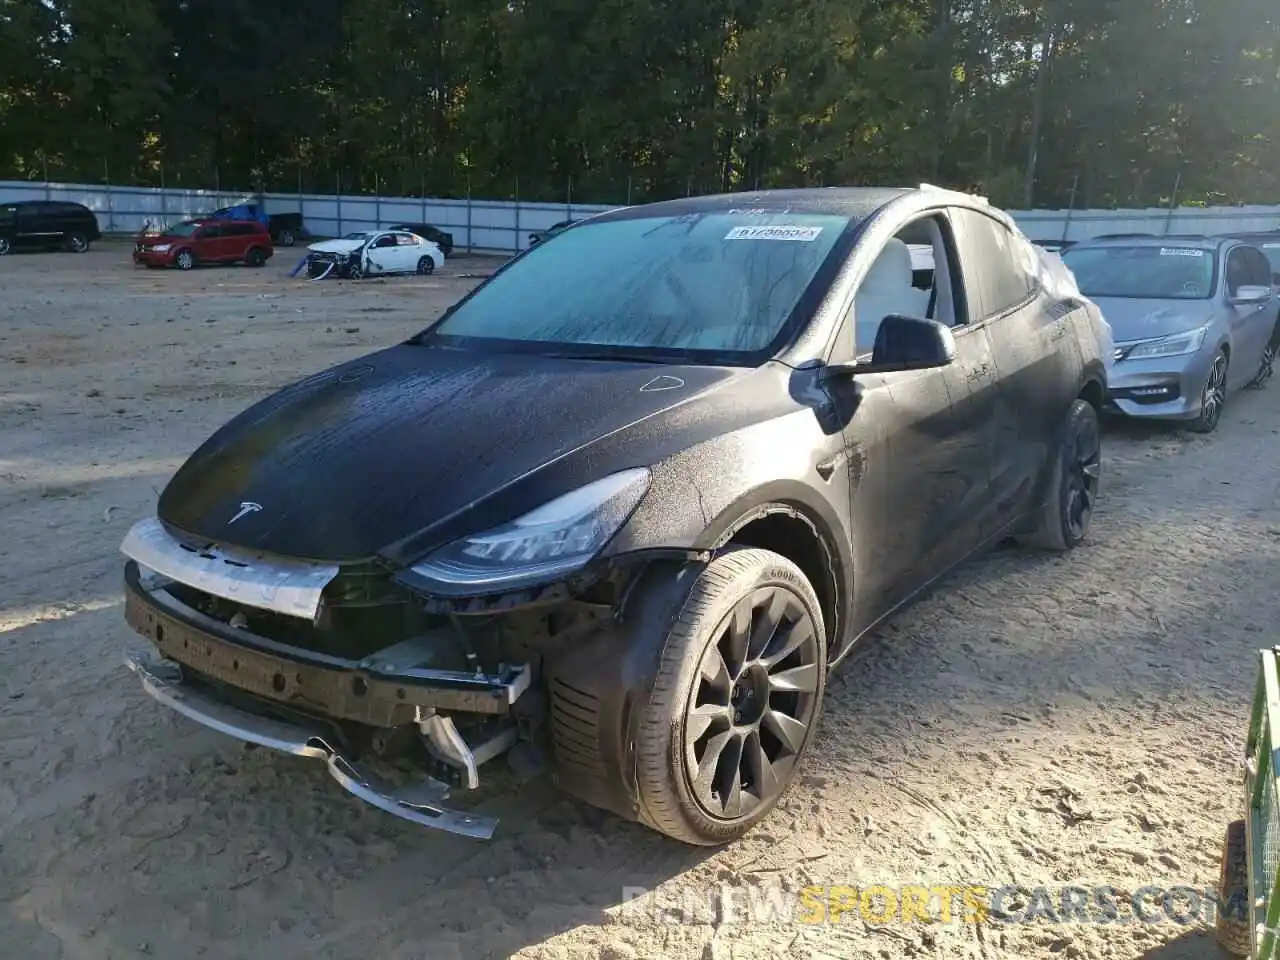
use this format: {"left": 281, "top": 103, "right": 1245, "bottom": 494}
{"left": 682, "top": 584, "right": 823, "bottom": 822}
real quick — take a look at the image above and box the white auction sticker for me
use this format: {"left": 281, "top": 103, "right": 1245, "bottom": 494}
{"left": 1263, "top": 242, "right": 1279, "bottom": 249}
{"left": 725, "top": 225, "right": 823, "bottom": 241}
{"left": 1159, "top": 247, "right": 1205, "bottom": 257}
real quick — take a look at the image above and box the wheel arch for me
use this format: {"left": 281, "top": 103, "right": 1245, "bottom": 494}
{"left": 698, "top": 488, "right": 851, "bottom": 660}
{"left": 1078, "top": 374, "right": 1105, "bottom": 415}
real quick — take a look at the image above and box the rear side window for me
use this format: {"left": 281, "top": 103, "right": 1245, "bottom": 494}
{"left": 949, "top": 208, "right": 1038, "bottom": 320}
{"left": 1260, "top": 240, "right": 1280, "bottom": 274}
{"left": 200, "top": 224, "right": 223, "bottom": 239}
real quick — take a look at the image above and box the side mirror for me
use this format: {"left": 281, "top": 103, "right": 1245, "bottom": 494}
{"left": 1230, "top": 285, "right": 1273, "bottom": 305}
{"left": 837, "top": 314, "right": 957, "bottom": 375}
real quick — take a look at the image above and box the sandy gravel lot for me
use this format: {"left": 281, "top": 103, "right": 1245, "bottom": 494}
{"left": 3, "top": 241, "right": 1278, "bottom": 960}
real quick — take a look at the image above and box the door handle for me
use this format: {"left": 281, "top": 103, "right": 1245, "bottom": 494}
{"left": 966, "top": 362, "right": 991, "bottom": 383}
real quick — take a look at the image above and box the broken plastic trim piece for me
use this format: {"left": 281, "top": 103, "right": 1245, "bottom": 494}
{"left": 120, "top": 517, "right": 338, "bottom": 621}
{"left": 307, "top": 260, "right": 335, "bottom": 281}
{"left": 124, "top": 647, "right": 499, "bottom": 840}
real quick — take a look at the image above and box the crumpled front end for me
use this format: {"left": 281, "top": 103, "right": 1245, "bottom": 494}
{"left": 117, "top": 516, "right": 586, "bottom": 839}
{"left": 304, "top": 248, "right": 361, "bottom": 279}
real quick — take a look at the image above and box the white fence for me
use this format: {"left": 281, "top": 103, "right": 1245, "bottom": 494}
{"left": 2, "top": 179, "right": 1278, "bottom": 254}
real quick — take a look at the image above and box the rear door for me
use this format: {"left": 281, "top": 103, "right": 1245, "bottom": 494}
{"left": 948, "top": 206, "right": 1077, "bottom": 531}
{"left": 15, "top": 203, "right": 58, "bottom": 246}
{"left": 228, "top": 221, "right": 264, "bottom": 258}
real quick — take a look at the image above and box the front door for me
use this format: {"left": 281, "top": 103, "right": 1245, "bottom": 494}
{"left": 833, "top": 214, "right": 1000, "bottom": 631}
{"left": 1224, "top": 244, "right": 1277, "bottom": 389}
{"left": 193, "top": 223, "right": 227, "bottom": 261}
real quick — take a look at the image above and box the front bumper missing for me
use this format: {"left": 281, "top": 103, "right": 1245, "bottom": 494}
{"left": 122, "top": 559, "right": 532, "bottom": 722}
{"left": 124, "top": 646, "right": 500, "bottom": 840}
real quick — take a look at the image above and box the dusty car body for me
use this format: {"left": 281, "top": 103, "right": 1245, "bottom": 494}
{"left": 304, "top": 229, "right": 445, "bottom": 279}
{"left": 119, "top": 185, "right": 1109, "bottom": 846}
{"left": 1062, "top": 236, "right": 1279, "bottom": 432}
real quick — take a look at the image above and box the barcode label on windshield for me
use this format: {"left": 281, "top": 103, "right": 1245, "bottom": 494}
{"left": 1263, "top": 242, "right": 1280, "bottom": 249}
{"left": 1159, "top": 247, "right": 1205, "bottom": 257}
{"left": 725, "top": 225, "right": 823, "bottom": 242}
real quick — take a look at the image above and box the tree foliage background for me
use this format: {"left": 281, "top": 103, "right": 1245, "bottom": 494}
{"left": 0, "top": 0, "right": 1276, "bottom": 208}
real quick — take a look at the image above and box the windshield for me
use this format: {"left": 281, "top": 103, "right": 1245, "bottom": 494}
{"left": 165, "top": 221, "right": 200, "bottom": 237}
{"left": 1061, "top": 244, "right": 1217, "bottom": 300}
{"left": 419, "top": 211, "right": 852, "bottom": 361}
{"left": 343, "top": 232, "right": 372, "bottom": 240}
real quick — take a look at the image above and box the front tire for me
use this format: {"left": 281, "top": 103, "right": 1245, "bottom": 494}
{"left": 277, "top": 229, "right": 296, "bottom": 247}
{"left": 634, "top": 547, "right": 827, "bottom": 846}
{"left": 417, "top": 256, "right": 435, "bottom": 275}
{"left": 1248, "top": 322, "right": 1279, "bottom": 389}
{"left": 175, "top": 249, "right": 195, "bottom": 271}
{"left": 65, "top": 233, "right": 90, "bottom": 253}
{"left": 1188, "top": 348, "right": 1228, "bottom": 433}
{"left": 1017, "top": 398, "right": 1101, "bottom": 552}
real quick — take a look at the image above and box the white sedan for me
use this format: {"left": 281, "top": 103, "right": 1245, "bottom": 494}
{"left": 304, "top": 230, "right": 446, "bottom": 279}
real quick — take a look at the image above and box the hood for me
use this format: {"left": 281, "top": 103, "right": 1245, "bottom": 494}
{"left": 155, "top": 344, "right": 746, "bottom": 563}
{"left": 308, "top": 237, "right": 365, "bottom": 255}
{"left": 1088, "top": 298, "right": 1221, "bottom": 343}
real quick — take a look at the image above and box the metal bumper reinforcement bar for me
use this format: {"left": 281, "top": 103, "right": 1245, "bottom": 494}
{"left": 124, "top": 647, "right": 500, "bottom": 840}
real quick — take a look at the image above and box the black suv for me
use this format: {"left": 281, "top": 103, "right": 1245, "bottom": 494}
{"left": 0, "top": 200, "right": 102, "bottom": 255}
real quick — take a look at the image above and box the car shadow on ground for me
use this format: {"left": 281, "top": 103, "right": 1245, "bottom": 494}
{"left": 1138, "top": 927, "right": 1236, "bottom": 959}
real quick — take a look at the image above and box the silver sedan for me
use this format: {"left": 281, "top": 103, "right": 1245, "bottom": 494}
{"left": 1060, "top": 236, "right": 1279, "bottom": 433}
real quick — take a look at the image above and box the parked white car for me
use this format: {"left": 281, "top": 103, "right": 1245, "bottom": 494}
{"left": 304, "top": 229, "right": 445, "bottom": 279}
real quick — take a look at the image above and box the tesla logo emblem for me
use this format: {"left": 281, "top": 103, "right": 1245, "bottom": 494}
{"left": 227, "top": 502, "right": 262, "bottom": 525}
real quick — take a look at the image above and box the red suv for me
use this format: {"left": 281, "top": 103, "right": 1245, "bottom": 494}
{"left": 133, "top": 218, "right": 273, "bottom": 270}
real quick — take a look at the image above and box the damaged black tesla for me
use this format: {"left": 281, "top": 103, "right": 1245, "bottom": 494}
{"left": 119, "top": 185, "right": 1109, "bottom": 845}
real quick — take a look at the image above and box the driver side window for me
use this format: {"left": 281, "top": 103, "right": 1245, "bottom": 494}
{"left": 850, "top": 214, "right": 966, "bottom": 356}
{"left": 1227, "top": 246, "right": 1271, "bottom": 295}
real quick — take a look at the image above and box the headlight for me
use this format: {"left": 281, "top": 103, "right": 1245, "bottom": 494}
{"left": 151, "top": 243, "right": 171, "bottom": 252}
{"left": 402, "top": 468, "right": 651, "bottom": 593}
{"left": 1121, "top": 325, "right": 1209, "bottom": 360}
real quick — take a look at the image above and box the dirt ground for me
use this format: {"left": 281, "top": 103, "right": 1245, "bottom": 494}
{"left": 2, "top": 241, "right": 1277, "bottom": 960}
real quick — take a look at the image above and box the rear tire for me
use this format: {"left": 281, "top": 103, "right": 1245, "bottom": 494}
{"left": 1188, "top": 348, "right": 1228, "bottom": 433}
{"left": 0, "top": 237, "right": 10, "bottom": 255}
{"left": 65, "top": 233, "right": 89, "bottom": 253}
{"left": 1215, "top": 818, "right": 1251, "bottom": 957}
{"left": 417, "top": 256, "right": 435, "bottom": 275}
{"left": 633, "top": 547, "right": 827, "bottom": 846}
{"left": 1016, "top": 398, "right": 1101, "bottom": 552}
{"left": 244, "top": 247, "right": 267, "bottom": 267}
{"left": 277, "top": 229, "right": 296, "bottom": 247}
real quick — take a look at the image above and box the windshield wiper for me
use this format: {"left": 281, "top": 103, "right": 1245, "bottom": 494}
{"left": 538, "top": 348, "right": 677, "bottom": 364}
